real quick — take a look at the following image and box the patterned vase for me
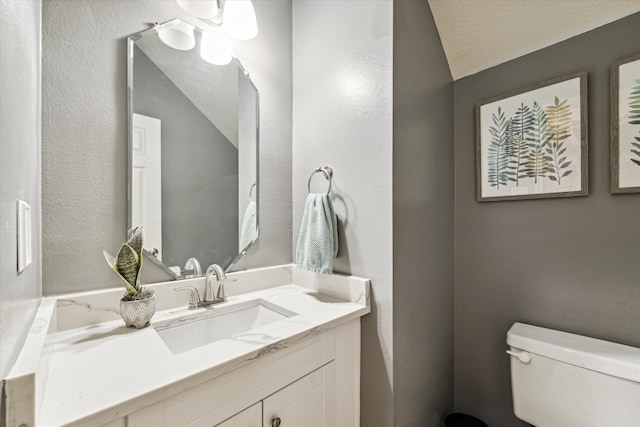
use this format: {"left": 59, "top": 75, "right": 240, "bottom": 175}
{"left": 120, "top": 292, "right": 157, "bottom": 328}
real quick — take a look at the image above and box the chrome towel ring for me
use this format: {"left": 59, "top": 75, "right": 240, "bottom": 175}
{"left": 307, "top": 166, "right": 333, "bottom": 194}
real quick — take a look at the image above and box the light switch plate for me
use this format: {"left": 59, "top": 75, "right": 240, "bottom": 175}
{"left": 17, "top": 199, "right": 32, "bottom": 273}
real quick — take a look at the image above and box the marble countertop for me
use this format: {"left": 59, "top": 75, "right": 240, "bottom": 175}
{"left": 29, "top": 266, "right": 370, "bottom": 426}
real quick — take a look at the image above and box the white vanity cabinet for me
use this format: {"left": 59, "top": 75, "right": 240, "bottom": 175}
{"left": 121, "top": 319, "right": 359, "bottom": 427}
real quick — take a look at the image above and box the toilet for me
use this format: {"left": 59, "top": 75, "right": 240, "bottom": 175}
{"left": 507, "top": 322, "right": 640, "bottom": 426}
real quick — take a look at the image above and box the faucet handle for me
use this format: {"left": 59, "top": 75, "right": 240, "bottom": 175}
{"left": 216, "top": 278, "right": 238, "bottom": 299}
{"left": 174, "top": 286, "right": 201, "bottom": 309}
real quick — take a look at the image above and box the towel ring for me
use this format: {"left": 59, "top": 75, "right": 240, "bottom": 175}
{"left": 307, "top": 166, "right": 333, "bottom": 194}
{"left": 249, "top": 183, "right": 256, "bottom": 202}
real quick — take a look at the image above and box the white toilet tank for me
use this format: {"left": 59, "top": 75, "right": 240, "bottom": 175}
{"left": 507, "top": 322, "right": 640, "bottom": 427}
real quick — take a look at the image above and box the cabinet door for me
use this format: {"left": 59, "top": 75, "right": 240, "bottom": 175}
{"left": 215, "top": 402, "right": 262, "bottom": 427}
{"left": 263, "top": 362, "right": 335, "bottom": 427}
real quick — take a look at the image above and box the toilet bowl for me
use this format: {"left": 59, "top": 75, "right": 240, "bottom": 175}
{"left": 507, "top": 322, "right": 640, "bottom": 427}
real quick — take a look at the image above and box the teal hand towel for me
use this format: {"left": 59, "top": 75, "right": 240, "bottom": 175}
{"left": 295, "top": 193, "right": 339, "bottom": 274}
{"left": 239, "top": 200, "right": 257, "bottom": 250}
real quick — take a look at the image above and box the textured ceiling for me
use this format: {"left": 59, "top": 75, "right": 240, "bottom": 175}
{"left": 428, "top": 0, "right": 640, "bottom": 80}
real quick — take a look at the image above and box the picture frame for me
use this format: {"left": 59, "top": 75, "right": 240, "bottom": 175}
{"left": 611, "top": 53, "right": 640, "bottom": 194}
{"left": 476, "top": 71, "right": 588, "bottom": 202}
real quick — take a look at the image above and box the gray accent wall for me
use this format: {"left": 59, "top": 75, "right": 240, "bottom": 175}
{"left": 292, "top": 1, "right": 394, "bottom": 424}
{"left": 453, "top": 13, "right": 640, "bottom": 426}
{"left": 393, "top": 1, "right": 454, "bottom": 425}
{"left": 42, "top": 0, "right": 292, "bottom": 295}
{"left": 0, "top": 0, "right": 42, "bottom": 380}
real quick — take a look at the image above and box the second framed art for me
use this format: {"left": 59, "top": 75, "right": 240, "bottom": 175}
{"left": 611, "top": 53, "right": 640, "bottom": 194}
{"left": 476, "top": 72, "right": 588, "bottom": 202}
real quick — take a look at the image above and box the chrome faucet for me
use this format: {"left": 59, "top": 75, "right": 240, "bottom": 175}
{"left": 205, "top": 264, "right": 226, "bottom": 301}
{"left": 174, "top": 264, "right": 235, "bottom": 310}
{"left": 205, "top": 263, "right": 237, "bottom": 302}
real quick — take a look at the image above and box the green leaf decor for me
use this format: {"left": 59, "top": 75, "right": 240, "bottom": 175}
{"left": 522, "top": 102, "right": 551, "bottom": 183}
{"left": 487, "top": 108, "right": 511, "bottom": 188}
{"left": 629, "top": 80, "right": 640, "bottom": 125}
{"left": 509, "top": 103, "right": 534, "bottom": 185}
{"left": 545, "top": 97, "right": 574, "bottom": 184}
{"left": 103, "top": 227, "right": 146, "bottom": 297}
{"left": 629, "top": 81, "right": 640, "bottom": 166}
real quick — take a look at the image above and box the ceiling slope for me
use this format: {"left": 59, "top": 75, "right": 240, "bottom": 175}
{"left": 428, "top": 0, "right": 640, "bottom": 80}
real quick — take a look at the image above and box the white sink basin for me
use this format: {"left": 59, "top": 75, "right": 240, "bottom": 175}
{"left": 154, "top": 300, "right": 295, "bottom": 354}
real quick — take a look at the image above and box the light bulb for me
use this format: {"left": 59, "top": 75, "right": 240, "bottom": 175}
{"left": 158, "top": 21, "right": 196, "bottom": 51}
{"left": 176, "top": 0, "right": 220, "bottom": 19}
{"left": 200, "top": 31, "right": 232, "bottom": 65}
{"left": 223, "top": 0, "right": 258, "bottom": 40}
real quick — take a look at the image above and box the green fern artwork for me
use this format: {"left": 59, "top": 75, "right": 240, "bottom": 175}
{"left": 522, "top": 102, "right": 550, "bottom": 183}
{"left": 508, "top": 103, "right": 534, "bottom": 186}
{"left": 544, "top": 97, "right": 573, "bottom": 184}
{"left": 487, "top": 107, "right": 511, "bottom": 188}
{"left": 485, "top": 99, "right": 574, "bottom": 189}
{"left": 629, "top": 80, "right": 640, "bottom": 167}
{"left": 478, "top": 73, "right": 584, "bottom": 201}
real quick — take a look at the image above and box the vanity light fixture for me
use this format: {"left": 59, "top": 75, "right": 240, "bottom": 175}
{"left": 200, "top": 31, "right": 232, "bottom": 65}
{"left": 154, "top": 20, "right": 233, "bottom": 66}
{"left": 176, "top": 0, "right": 220, "bottom": 20}
{"left": 157, "top": 20, "right": 196, "bottom": 51}
{"left": 221, "top": 0, "right": 258, "bottom": 40}
{"left": 176, "top": 0, "right": 258, "bottom": 40}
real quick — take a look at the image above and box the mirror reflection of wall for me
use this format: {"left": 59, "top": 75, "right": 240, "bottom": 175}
{"left": 129, "top": 20, "right": 258, "bottom": 277}
{"left": 238, "top": 72, "right": 258, "bottom": 252}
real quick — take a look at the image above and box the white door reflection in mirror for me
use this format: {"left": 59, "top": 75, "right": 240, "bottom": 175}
{"left": 132, "top": 113, "right": 162, "bottom": 260}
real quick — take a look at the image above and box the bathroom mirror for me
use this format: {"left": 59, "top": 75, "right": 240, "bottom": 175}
{"left": 127, "top": 19, "right": 258, "bottom": 278}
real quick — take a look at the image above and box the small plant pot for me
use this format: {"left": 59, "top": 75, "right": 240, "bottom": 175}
{"left": 120, "top": 292, "right": 157, "bottom": 328}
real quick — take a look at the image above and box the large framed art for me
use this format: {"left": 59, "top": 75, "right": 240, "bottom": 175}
{"left": 476, "top": 72, "right": 588, "bottom": 202}
{"left": 611, "top": 53, "right": 640, "bottom": 194}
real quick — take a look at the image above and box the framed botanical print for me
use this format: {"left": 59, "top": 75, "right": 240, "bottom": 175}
{"left": 476, "top": 72, "right": 588, "bottom": 202}
{"left": 611, "top": 53, "right": 640, "bottom": 194}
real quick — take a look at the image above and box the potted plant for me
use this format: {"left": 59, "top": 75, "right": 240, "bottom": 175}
{"left": 103, "top": 227, "right": 157, "bottom": 328}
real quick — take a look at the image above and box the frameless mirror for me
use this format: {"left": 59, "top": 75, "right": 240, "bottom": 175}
{"left": 127, "top": 19, "right": 258, "bottom": 279}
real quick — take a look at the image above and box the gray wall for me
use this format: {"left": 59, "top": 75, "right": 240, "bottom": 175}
{"left": 133, "top": 48, "right": 239, "bottom": 269}
{"left": 393, "top": 1, "right": 454, "bottom": 425}
{"left": 42, "top": 0, "right": 292, "bottom": 295}
{"left": 0, "top": 0, "right": 42, "bottom": 380}
{"left": 453, "top": 13, "right": 640, "bottom": 426}
{"left": 292, "top": 1, "right": 394, "bottom": 424}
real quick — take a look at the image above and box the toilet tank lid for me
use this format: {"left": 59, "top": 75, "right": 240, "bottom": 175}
{"left": 507, "top": 322, "right": 640, "bottom": 383}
